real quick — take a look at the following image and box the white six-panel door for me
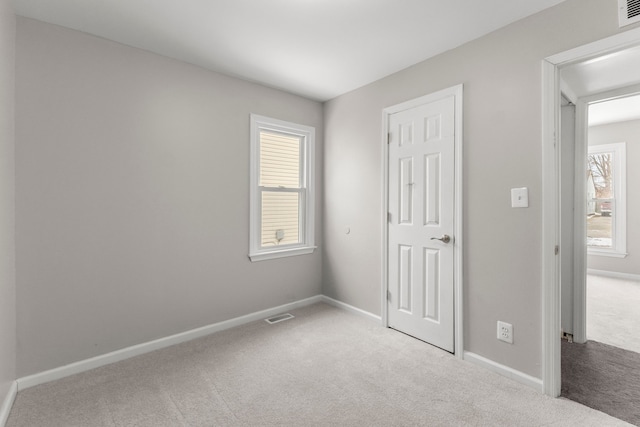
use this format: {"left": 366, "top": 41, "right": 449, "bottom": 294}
{"left": 387, "top": 95, "right": 455, "bottom": 353}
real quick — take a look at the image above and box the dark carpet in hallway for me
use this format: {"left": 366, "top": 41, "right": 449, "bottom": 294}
{"left": 562, "top": 339, "right": 640, "bottom": 426}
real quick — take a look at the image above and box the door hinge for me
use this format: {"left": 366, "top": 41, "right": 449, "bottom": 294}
{"left": 387, "top": 290, "right": 391, "bottom": 301}
{"left": 555, "top": 245, "right": 560, "bottom": 255}
{"left": 387, "top": 212, "right": 391, "bottom": 223}
{"left": 387, "top": 133, "right": 391, "bottom": 144}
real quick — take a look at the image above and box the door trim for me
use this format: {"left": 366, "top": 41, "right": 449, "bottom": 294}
{"left": 381, "top": 84, "right": 464, "bottom": 357}
{"left": 542, "top": 27, "right": 640, "bottom": 397}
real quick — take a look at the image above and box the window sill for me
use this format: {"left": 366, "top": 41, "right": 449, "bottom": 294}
{"left": 587, "top": 249, "right": 628, "bottom": 259}
{"left": 249, "top": 246, "right": 317, "bottom": 262}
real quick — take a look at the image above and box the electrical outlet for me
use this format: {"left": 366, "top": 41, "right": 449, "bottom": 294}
{"left": 497, "top": 321, "right": 513, "bottom": 344}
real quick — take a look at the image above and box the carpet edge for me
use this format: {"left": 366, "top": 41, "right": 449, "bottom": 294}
{"left": 464, "top": 351, "right": 543, "bottom": 392}
{"left": 0, "top": 381, "right": 17, "bottom": 427}
{"left": 16, "top": 295, "right": 324, "bottom": 391}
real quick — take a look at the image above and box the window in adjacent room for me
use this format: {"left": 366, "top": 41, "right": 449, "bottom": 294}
{"left": 586, "top": 142, "right": 627, "bottom": 257}
{"left": 249, "top": 115, "right": 315, "bottom": 261}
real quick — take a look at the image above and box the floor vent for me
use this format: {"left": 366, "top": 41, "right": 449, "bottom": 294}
{"left": 619, "top": 0, "right": 640, "bottom": 27}
{"left": 265, "top": 313, "right": 294, "bottom": 324}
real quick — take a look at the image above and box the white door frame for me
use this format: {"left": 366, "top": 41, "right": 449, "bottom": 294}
{"left": 381, "top": 84, "right": 464, "bottom": 358}
{"left": 542, "top": 28, "right": 640, "bottom": 397}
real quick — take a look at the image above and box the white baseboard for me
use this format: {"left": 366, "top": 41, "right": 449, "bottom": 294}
{"left": 17, "top": 295, "right": 324, "bottom": 391}
{"left": 14, "top": 295, "right": 544, "bottom": 401}
{"left": 0, "top": 381, "right": 17, "bottom": 427}
{"left": 587, "top": 268, "right": 640, "bottom": 282}
{"left": 463, "top": 351, "right": 543, "bottom": 393}
{"left": 321, "top": 296, "right": 382, "bottom": 322}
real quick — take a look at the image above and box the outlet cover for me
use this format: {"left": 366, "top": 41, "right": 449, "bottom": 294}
{"left": 497, "top": 321, "right": 513, "bottom": 344}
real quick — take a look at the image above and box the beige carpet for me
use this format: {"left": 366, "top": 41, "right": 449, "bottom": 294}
{"left": 587, "top": 275, "right": 640, "bottom": 354}
{"left": 7, "top": 303, "right": 630, "bottom": 426}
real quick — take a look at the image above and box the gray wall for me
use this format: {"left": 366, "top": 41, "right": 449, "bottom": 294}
{"left": 588, "top": 119, "right": 640, "bottom": 275}
{"left": 323, "top": 0, "right": 627, "bottom": 378}
{"left": 16, "top": 18, "right": 323, "bottom": 377}
{"left": 0, "top": 0, "right": 16, "bottom": 401}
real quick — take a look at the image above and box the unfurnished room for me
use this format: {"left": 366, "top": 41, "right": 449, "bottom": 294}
{"left": 1, "top": 0, "right": 640, "bottom": 426}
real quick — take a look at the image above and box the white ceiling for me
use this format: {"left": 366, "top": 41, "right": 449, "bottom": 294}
{"left": 561, "top": 44, "right": 640, "bottom": 126}
{"left": 13, "top": 0, "right": 565, "bottom": 101}
{"left": 589, "top": 95, "right": 640, "bottom": 126}
{"left": 561, "top": 44, "right": 640, "bottom": 98}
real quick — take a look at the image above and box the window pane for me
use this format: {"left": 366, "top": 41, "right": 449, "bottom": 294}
{"left": 587, "top": 152, "right": 613, "bottom": 199}
{"left": 261, "top": 191, "right": 300, "bottom": 247}
{"left": 587, "top": 200, "right": 613, "bottom": 248}
{"left": 260, "top": 131, "right": 301, "bottom": 188}
{"left": 587, "top": 150, "right": 615, "bottom": 249}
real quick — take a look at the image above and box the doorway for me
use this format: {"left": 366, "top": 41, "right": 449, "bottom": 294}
{"left": 582, "top": 94, "right": 640, "bottom": 354}
{"left": 560, "top": 89, "right": 640, "bottom": 346}
{"left": 381, "top": 85, "right": 464, "bottom": 357}
{"left": 542, "top": 27, "right": 640, "bottom": 398}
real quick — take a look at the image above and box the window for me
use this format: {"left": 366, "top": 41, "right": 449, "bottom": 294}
{"left": 587, "top": 142, "right": 626, "bottom": 257}
{"left": 249, "top": 115, "right": 315, "bottom": 261}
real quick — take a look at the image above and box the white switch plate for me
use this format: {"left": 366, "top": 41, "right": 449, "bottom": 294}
{"left": 511, "top": 187, "right": 528, "bottom": 208}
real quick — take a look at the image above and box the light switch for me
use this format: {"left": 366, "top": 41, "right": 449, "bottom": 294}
{"left": 511, "top": 187, "right": 529, "bottom": 208}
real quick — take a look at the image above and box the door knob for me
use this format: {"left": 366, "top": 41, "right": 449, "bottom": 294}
{"left": 430, "top": 234, "right": 451, "bottom": 244}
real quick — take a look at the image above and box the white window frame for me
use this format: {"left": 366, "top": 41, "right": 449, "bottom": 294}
{"left": 249, "top": 114, "right": 316, "bottom": 262}
{"left": 587, "top": 142, "right": 627, "bottom": 258}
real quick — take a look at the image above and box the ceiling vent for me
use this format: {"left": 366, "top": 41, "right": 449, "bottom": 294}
{"left": 619, "top": 0, "right": 640, "bottom": 27}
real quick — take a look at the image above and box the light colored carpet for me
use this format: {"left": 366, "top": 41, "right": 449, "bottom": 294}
{"left": 587, "top": 275, "right": 640, "bottom": 354}
{"left": 7, "top": 303, "right": 631, "bottom": 426}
